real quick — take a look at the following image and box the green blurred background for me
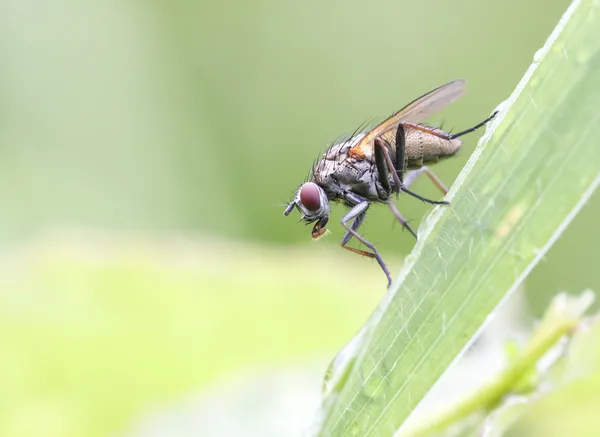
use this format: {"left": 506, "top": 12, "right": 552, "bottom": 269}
{"left": 1, "top": 0, "right": 598, "bottom": 436}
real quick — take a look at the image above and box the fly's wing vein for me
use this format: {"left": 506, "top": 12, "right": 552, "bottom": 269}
{"left": 350, "top": 79, "right": 466, "bottom": 154}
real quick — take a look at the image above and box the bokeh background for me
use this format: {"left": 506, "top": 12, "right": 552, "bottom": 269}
{"left": 1, "top": 0, "right": 598, "bottom": 436}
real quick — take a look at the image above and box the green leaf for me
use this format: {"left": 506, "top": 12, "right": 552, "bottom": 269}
{"left": 311, "top": 0, "right": 600, "bottom": 435}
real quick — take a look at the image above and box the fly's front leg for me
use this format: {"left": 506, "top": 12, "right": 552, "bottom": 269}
{"left": 340, "top": 199, "right": 392, "bottom": 287}
{"left": 340, "top": 203, "right": 367, "bottom": 247}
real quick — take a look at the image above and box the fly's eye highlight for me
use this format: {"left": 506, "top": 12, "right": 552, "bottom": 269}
{"left": 299, "top": 182, "right": 321, "bottom": 211}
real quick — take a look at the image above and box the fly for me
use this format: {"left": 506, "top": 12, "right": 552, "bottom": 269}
{"left": 284, "top": 79, "right": 497, "bottom": 287}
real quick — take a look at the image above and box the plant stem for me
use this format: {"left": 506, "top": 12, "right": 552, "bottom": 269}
{"left": 398, "top": 292, "right": 595, "bottom": 437}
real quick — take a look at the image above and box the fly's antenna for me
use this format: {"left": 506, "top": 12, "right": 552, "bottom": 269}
{"left": 284, "top": 201, "right": 296, "bottom": 216}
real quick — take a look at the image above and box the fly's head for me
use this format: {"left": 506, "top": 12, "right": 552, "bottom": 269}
{"left": 284, "top": 182, "right": 331, "bottom": 239}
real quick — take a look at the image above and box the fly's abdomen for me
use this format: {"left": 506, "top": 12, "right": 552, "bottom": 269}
{"left": 403, "top": 125, "right": 462, "bottom": 168}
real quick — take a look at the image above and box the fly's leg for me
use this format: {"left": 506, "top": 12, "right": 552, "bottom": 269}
{"left": 374, "top": 138, "right": 391, "bottom": 192}
{"left": 374, "top": 138, "right": 402, "bottom": 190}
{"left": 395, "top": 124, "right": 405, "bottom": 183}
{"left": 397, "top": 111, "right": 498, "bottom": 197}
{"left": 387, "top": 203, "right": 417, "bottom": 239}
{"left": 448, "top": 111, "right": 498, "bottom": 140}
{"left": 401, "top": 186, "right": 448, "bottom": 205}
{"left": 340, "top": 200, "right": 367, "bottom": 247}
{"left": 373, "top": 138, "right": 423, "bottom": 238}
{"left": 389, "top": 165, "right": 454, "bottom": 237}
{"left": 403, "top": 111, "right": 498, "bottom": 142}
{"left": 340, "top": 200, "right": 392, "bottom": 287}
{"left": 374, "top": 138, "right": 448, "bottom": 205}
{"left": 375, "top": 132, "right": 447, "bottom": 195}
{"left": 404, "top": 167, "right": 449, "bottom": 195}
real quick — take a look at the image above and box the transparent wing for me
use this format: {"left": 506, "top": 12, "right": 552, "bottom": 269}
{"left": 351, "top": 79, "right": 466, "bottom": 151}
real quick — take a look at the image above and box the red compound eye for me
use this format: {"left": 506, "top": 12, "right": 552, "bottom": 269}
{"left": 299, "top": 183, "right": 321, "bottom": 211}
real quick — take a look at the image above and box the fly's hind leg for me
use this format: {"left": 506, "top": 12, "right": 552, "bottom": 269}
{"left": 374, "top": 138, "right": 448, "bottom": 207}
{"left": 399, "top": 111, "right": 499, "bottom": 197}
{"left": 374, "top": 138, "right": 421, "bottom": 238}
{"left": 404, "top": 167, "right": 449, "bottom": 195}
{"left": 373, "top": 138, "right": 449, "bottom": 241}
{"left": 387, "top": 203, "right": 417, "bottom": 239}
{"left": 387, "top": 167, "right": 448, "bottom": 240}
{"left": 403, "top": 111, "right": 498, "bottom": 143}
{"left": 448, "top": 110, "right": 498, "bottom": 140}
{"left": 340, "top": 199, "right": 392, "bottom": 287}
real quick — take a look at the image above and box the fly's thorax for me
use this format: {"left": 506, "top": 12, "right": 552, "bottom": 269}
{"left": 322, "top": 134, "right": 362, "bottom": 162}
{"left": 321, "top": 136, "right": 391, "bottom": 201}
{"left": 336, "top": 158, "right": 380, "bottom": 197}
{"left": 312, "top": 134, "right": 362, "bottom": 190}
{"left": 323, "top": 140, "right": 352, "bottom": 160}
{"left": 403, "top": 125, "right": 462, "bottom": 167}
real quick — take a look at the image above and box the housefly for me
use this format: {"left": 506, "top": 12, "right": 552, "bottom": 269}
{"left": 284, "top": 79, "right": 497, "bottom": 287}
